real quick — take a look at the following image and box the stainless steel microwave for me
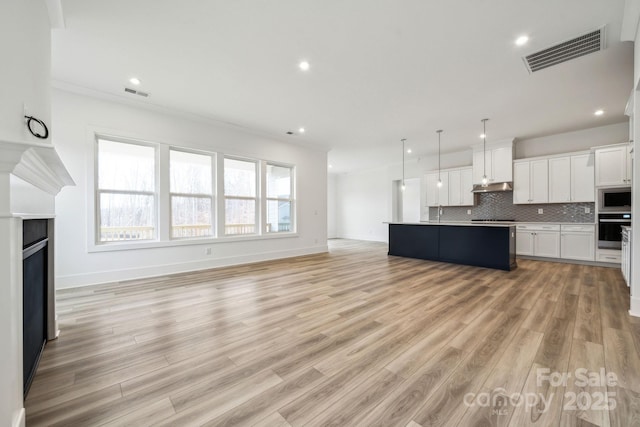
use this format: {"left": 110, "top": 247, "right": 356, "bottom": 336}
{"left": 598, "top": 188, "right": 631, "bottom": 212}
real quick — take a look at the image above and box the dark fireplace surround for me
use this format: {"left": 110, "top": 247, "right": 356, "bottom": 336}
{"left": 22, "top": 219, "right": 55, "bottom": 397}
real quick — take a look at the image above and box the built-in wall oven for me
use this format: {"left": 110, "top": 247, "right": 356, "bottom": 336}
{"left": 598, "top": 212, "right": 631, "bottom": 250}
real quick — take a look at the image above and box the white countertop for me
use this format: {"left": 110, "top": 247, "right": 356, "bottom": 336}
{"left": 386, "top": 221, "right": 596, "bottom": 227}
{"left": 386, "top": 221, "right": 516, "bottom": 227}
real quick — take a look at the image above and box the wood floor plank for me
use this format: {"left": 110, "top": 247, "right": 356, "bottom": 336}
{"left": 23, "top": 240, "right": 636, "bottom": 426}
{"left": 574, "top": 283, "right": 603, "bottom": 344}
{"left": 603, "top": 327, "right": 640, "bottom": 394}
{"left": 559, "top": 339, "right": 610, "bottom": 427}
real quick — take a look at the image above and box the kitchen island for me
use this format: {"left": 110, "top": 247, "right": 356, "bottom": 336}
{"left": 387, "top": 222, "right": 517, "bottom": 271}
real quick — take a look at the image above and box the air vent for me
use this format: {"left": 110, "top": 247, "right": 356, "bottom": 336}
{"left": 124, "top": 87, "right": 149, "bottom": 97}
{"left": 523, "top": 26, "right": 605, "bottom": 73}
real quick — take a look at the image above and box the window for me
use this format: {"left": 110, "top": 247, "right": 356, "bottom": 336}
{"left": 224, "top": 158, "right": 257, "bottom": 235}
{"left": 93, "top": 133, "right": 297, "bottom": 249}
{"left": 266, "top": 164, "right": 294, "bottom": 233}
{"left": 170, "top": 150, "right": 214, "bottom": 238}
{"left": 97, "top": 139, "right": 156, "bottom": 242}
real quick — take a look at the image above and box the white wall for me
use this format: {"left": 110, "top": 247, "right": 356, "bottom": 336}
{"left": 10, "top": 176, "right": 55, "bottom": 215}
{"left": 334, "top": 165, "right": 391, "bottom": 242}
{"left": 53, "top": 89, "right": 328, "bottom": 288}
{"left": 515, "top": 122, "right": 629, "bottom": 159}
{"left": 0, "top": 0, "right": 51, "bottom": 145}
{"left": 327, "top": 174, "right": 338, "bottom": 238}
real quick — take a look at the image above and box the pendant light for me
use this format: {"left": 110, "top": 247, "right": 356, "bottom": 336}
{"left": 436, "top": 130, "right": 443, "bottom": 187}
{"left": 401, "top": 138, "right": 406, "bottom": 191}
{"left": 481, "top": 118, "right": 489, "bottom": 186}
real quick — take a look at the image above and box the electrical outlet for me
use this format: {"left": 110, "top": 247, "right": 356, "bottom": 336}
{"left": 205, "top": 247, "right": 212, "bottom": 255}
{"left": 538, "top": 208, "right": 544, "bottom": 214}
{"left": 467, "top": 209, "right": 472, "bottom": 215}
{"left": 585, "top": 207, "right": 591, "bottom": 214}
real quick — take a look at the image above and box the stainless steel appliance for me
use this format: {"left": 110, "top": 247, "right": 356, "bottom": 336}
{"left": 598, "top": 212, "right": 631, "bottom": 250}
{"left": 598, "top": 188, "right": 631, "bottom": 212}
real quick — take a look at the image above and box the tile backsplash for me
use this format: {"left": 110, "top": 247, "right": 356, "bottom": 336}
{"left": 428, "top": 192, "right": 595, "bottom": 223}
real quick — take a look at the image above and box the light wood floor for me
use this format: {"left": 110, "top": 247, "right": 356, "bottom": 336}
{"left": 26, "top": 239, "right": 640, "bottom": 426}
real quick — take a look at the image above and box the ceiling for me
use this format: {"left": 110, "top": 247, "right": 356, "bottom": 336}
{"left": 52, "top": 0, "right": 633, "bottom": 174}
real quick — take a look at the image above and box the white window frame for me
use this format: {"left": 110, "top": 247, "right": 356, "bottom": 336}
{"left": 264, "top": 162, "right": 296, "bottom": 234}
{"left": 94, "top": 136, "right": 159, "bottom": 245}
{"left": 222, "top": 156, "right": 260, "bottom": 236}
{"left": 87, "top": 130, "right": 299, "bottom": 253}
{"left": 168, "top": 148, "right": 216, "bottom": 240}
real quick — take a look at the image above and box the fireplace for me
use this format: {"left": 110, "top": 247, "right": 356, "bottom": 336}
{"left": 0, "top": 138, "right": 74, "bottom": 426}
{"left": 22, "top": 220, "right": 50, "bottom": 397}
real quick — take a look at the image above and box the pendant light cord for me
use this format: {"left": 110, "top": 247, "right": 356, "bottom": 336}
{"left": 481, "top": 118, "right": 489, "bottom": 183}
{"left": 401, "top": 138, "right": 406, "bottom": 188}
{"left": 436, "top": 130, "right": 443, "bottom": 182}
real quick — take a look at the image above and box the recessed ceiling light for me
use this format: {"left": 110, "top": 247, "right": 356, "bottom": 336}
{"left": 407, "top": 148, "right": 412, "bottom": 154}
{"left": 299, "top": 61, "right": 310, "bottom": 71}
{"left": 328, "top": 164, "right": 333, "bottom": 168}
{"left": 129, "top": 77, "right": 141, "bottom": 85}
{"left": 299, "top": 127, "right": 305, "bottom": 133}
{"left": 480, "top": 133, "right": 486, "bottom": 139}
{"left": 515, "top": 36, "right": 529, "bottom": 46}
{"left": 594, "top": 109, "right": 604, "bottom": 116}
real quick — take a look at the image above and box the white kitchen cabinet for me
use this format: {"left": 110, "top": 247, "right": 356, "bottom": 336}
{"left": 448, "top": 170, "right": 461, "bottom": 206}
{"left": 438, "top": 173, "right": 449, "bottom": 207}
{"left": 492, "top": 146, "right": 513, "bottom": 183}
{"left": 513, "top": 159, "right": 548, "bottom": 204}
{"left": 549, "top": 157, "right": 571, "bottom": 203}
{"left": 425, "top": 173, "right": 439, "bottom": 207}
{"left": 473, "top": 150, "right": 492, "bottom": 184}
{"left": 460, "top": 168, "right": 474, "bottom": 206}
{"left": 425, "top": 167, "right": 473, "bottom": 207}
{"left": 560, "top": 225, "right": 595, "bottom": 261}
{"left": 595, "top": 144, "right": 632, "bottom": 187}
{"left": 516, "top": 230, "right": 534, "bottom": 256}
{"left": 570, "top": 153, "right": 595, "bottom": 202}
{"left": 549, "top": 154, "right": 594, "bottom": 203}
{"left": 535, "top": 231, "right": 561, "bottom": 258}
{"left": 516, "top": 224, "right": 560, "bottom": 258}
{"left": 472, "top": 143, "right": 512, "bottom": 185}
{"left": 621, "top": 226, "right": 631, "bottom": 287}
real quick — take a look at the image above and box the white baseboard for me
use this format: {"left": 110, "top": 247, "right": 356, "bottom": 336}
{"left": 13, "top": 408, "right": 25, "bottom": 427}
{"left": 630, "top": 295, "right": 640, "bottom": 317}
{"left": 56, "top": 245, "right": 328, "bottom": 288}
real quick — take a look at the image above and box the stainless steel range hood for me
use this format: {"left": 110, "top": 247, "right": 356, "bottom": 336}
{"left": 472, "top": 182, "right": 513, "bottom": 193}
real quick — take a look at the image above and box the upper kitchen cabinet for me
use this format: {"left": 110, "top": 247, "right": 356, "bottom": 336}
{"left": 595, "top": 144, "right": 633, "bottom": 187}
{"left": 425, "top": 172, "right": 449, "bottom": 207}
{"left": 548, "top": 153, "right": 595, "bottom": 203}
{"left": 570, "top": 153, "right": 595, "bottom": 202}
{"left": 513, "top": 159, "right": 548, "bottom": 204}
{"left": 424, "top": 167, "right": 474, "bottom": 207}
{"left": 472, "top": 140, "right": 513, "bottom": 185}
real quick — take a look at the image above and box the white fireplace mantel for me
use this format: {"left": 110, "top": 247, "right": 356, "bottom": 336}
{"left": 0, "top": 138, "right": 75, "bottom": 199}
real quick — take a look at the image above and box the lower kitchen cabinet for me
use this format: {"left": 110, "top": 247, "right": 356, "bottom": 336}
{"left": 516, "top": 224, "right": 560, "bottom": 258}
{"left": 560, "top": 225, "right": 595, "bottom": 261}
{"left": 517, "top": 223, "right": 596, "bottom": 262}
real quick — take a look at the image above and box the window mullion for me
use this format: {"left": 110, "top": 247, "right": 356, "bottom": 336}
{"left": 158, "top": 145, "right": 170, "bottom": 241}
{"left": 260, "top": 161, "right": 267, "bottom": 235}
{"left": 216, "top": 154, "right": 225, "bottom": 237}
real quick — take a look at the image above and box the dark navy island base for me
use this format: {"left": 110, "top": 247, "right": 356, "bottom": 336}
{"left": 387, "top": 223, "right": 517, "bottom": 271}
